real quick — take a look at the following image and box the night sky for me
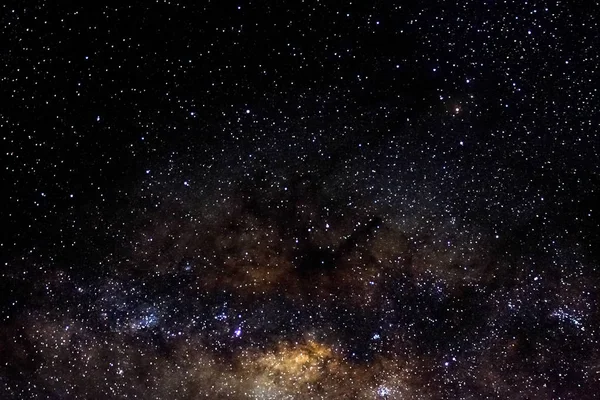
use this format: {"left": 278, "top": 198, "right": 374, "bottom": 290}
{"left": 1, "top": 1, "right": 600, "bottom": 399}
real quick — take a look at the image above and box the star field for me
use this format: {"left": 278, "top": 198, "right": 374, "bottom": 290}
{"left": 1, "top": 1, "right": 599, "bottom": 399}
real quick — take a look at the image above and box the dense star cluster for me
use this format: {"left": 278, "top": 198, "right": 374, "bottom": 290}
{"left": 1, "top": 1, "right": 599, "bottom": 399}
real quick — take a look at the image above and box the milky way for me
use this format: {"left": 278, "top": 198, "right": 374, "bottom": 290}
{"left": 1, "top": 1, "right": 599, "bottom": 399}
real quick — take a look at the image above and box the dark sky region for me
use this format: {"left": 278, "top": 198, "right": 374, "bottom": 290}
{"left": 1, "top": 1, "right": 599, "bottom": 399}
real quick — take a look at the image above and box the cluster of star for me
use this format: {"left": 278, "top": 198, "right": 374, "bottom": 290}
{"left": 1, "top": 0, "right": 599, "bottom": 399}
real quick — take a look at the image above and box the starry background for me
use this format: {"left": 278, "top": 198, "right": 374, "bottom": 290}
{"left": 1, "top": 1, "right": 599, "bottom": 399}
